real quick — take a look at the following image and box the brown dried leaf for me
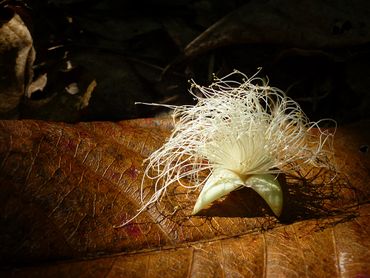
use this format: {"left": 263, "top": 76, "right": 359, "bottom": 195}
{"left": 0, "top": 11, "right": 35, "bottom": 117}
{"left": 0, "top": 118, "right": 369, "bottom": 277}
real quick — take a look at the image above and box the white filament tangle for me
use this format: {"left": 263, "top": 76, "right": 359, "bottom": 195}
{"left": 116, "top": 70, "right": 335, "bottom": 227}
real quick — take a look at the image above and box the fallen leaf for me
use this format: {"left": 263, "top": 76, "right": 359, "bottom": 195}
{"left": 65, "top": 82, "right": 79, "bottom": 96}
{"left": 0, "top": 11, "right": 35, "bottom": 117}
{"left": 27, "top": 73, "right": 48, "bottom": 98}
{"left": 0, "top": 118, "right": 369, "bottom": 277}
{"left": 77, "top": 80, "right": 97, "bottom": 110}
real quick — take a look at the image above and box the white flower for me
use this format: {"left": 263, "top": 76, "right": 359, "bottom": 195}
{"left": 116, "top": 70, "right": 335, "bottom": 227}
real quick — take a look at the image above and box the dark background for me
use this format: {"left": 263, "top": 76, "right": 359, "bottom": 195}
{"left": 3, "top": 0, "right": 370, "bottom": 124}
